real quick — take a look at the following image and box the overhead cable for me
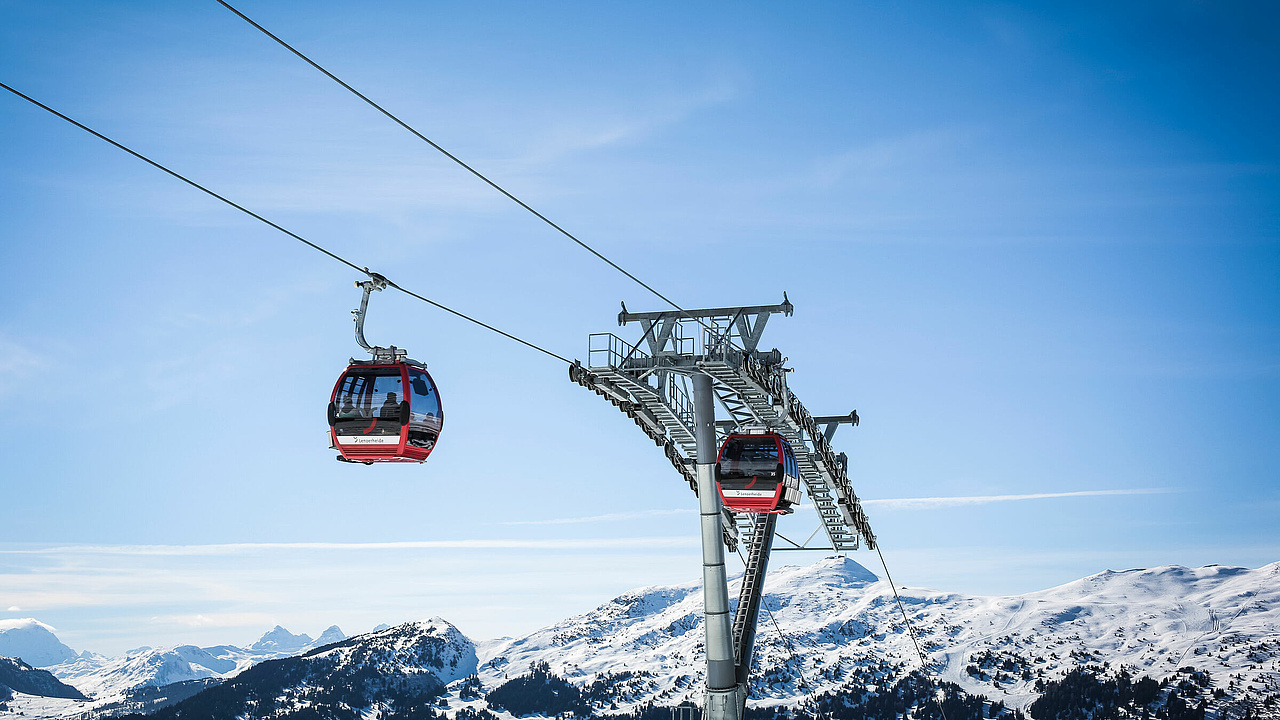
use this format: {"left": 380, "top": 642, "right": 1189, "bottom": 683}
{"left": 874, "top": 545, "right": 952, "bottom": 720}
{"left": 215, "top": 0, "right": 712, "bottom": 331}
{"left": 736, "top": 547, "right": 814, "bottom": 695}
{"left": 0, "top": 80, "right": 573, "bottom": 366}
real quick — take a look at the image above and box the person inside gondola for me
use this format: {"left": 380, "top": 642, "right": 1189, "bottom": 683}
{"left": 379, "top": 392, "right": 400, "bottom": 420}
{"left": 339, "top": 397, "right": 358, "bottom": 418}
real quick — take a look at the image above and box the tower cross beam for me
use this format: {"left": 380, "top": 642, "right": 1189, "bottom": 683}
{"left": 617, "top": 295, "right": 792, "bottom": 325}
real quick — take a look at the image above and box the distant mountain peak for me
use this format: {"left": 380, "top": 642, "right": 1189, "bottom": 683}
{"left": 250, "top": 626, "right": 313, "bottom": 653}
{"left": 311, "top": 625, "right": 346, "bottom": 648}
{"left": 0, "top": 619, "right": 57, "bottom": 633}
{"left": 789, "top": 554, "right": 880, "bottom": 583}
{"left": 0, "top": 618, "right": 79, "bottom": 667}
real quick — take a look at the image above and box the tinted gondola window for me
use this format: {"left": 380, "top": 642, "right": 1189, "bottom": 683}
{"left": 334, "top": 369, "right": 404, "bottom": 437}
{"left": 719, "top": 437, "right": 780, "bottom": 480}
{"left": 408, "top": 370, "right": 440, "bottom": 418}
{"left": 407, "top": 368, "right": 442, "bottom": 449}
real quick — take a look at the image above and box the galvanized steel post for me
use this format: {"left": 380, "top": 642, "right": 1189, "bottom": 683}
{"left": 692, "top": 372, "right": 741, "bottom": 720}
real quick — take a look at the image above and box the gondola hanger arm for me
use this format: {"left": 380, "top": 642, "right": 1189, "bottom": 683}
{"left": 352, "top": 272, "right": 406, "bottom": 364}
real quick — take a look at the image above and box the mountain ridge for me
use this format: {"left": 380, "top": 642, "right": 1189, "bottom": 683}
{"left": 471, "top": 557, "right": 1280, "bottom": 714}
{"left": 4, "top": 558, "right": 1278, "bottom": 718}
{"left": 40, "top": 622, "right": 351, "bottom": 702}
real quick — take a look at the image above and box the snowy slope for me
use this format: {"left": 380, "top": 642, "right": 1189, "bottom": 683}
{"left": 472, "top": 557, "right": 1280, "bottom": 713}
{"left": 926, "top": 562, "right": 1280, "bottom": 707}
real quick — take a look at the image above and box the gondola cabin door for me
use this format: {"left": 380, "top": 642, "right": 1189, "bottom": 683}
{"left": 328, "top": 361, "right": 442, "bottom": 463}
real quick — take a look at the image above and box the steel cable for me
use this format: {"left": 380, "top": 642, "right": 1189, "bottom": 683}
{"left": 735, "top": 547, "right": 814, "bottom": 697}
{"left": 215, "top": 0, "right": 728, "bottom": 337}
{"left": 875, "top": 545, "right": 952, "bottom": 720}
{"left": 0, "top": 80, "right": 573, "bottom": 366}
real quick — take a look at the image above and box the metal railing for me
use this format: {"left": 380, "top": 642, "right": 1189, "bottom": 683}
{"left": 664, "top": 375, "right": 695, "bottom": 429}
{"left": 594, "top": 318, "right": 752, "bottom": 367}
{"left": 669, "top": 321, "right": 698, "bottom": 356}
{"left": 700, "top": 319, "right": 737, "bottom": 359}
{"left": 588, "top": 332, "right": 647, "bottom": 369}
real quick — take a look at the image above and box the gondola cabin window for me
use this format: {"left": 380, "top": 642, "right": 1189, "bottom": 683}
{"left": 333, "top": 369, "right": 403, "bottom": 443}
{"left": 719, "top": 437, "right": 781, "bottom": 481}
{"left": 407, "top": 368, "right": 442, "bottom": 450}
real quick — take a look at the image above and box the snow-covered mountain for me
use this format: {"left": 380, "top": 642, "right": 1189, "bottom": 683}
{"left": 0, "top": 619, "right": 78, "bottom": 667}
{"left": 0, "top": 620, "right": 458, "bottom": 718}
{"left": 44, "top": 623, "right": 352, "bottom": 700}
{"left": 313, "top": 624, "right": 347, "bottom": 648}
{"left": 52, "top": 643, "right": 240, "bottom": 698}
{"left": 306, "top": 617, "right": 476, "bottom": 686}
{"left": 468, "top": 557, "right": 1280, "bottom": 714}
{"left": 5, "top": 558, "right": 1279, "bottom": 719}
{"left": 0, "top": 620, "right": 354, "bottom": 719}
{"left": 250, "top": 625, "right": 314, "bottom": 653}
{"left": 120, "top": 618, "right": 476, "bottom": 719}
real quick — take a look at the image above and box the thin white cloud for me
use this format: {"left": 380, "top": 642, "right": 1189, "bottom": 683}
{"left": 811, "top": 125, "right": 979, "bottom": 188}
{"left": 454, "top": 489, "right": 1172, "bottom": 523}
{"left": 0, "top": 336, "right": 45, "bottom": 397}
{"left": 863, "top": 488, "right": 1174, "bottom": 511}
{"left": 497, "top": 509, "right": 696, "bottom": 526}
{"left": 521, "top": 80, "right": 737, "bottom": 164}
{"left": 150, "top": 613, "right": 278, "bottom": 630}
{"left": 0, "top": 536, "right": 698, "bottom": 557}
{"left": 0, "top": 618, "right": 55, "bottom": 632}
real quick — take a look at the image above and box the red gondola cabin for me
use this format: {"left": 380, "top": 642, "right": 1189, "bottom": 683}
{"left": 328, "top": 360, "right": 443, "bottom": 463}
{"left": 715, "top": 432, "right": 802, "bottom": 513}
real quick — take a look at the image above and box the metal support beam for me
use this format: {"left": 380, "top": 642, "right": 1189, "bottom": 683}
{"left": 693, "top": 373, "right": 741, "bottom": 720}
{"left": 813, "top": 411, "right": 859, "bottom": 443}
{"left": 732, "top": 512, "right": 777, "bottom": 705}
{"left": 619, "top": 295, "right": 793, "bottom": 325}
{"left": 638, "top": 318, "right": 679, "bottom": 356}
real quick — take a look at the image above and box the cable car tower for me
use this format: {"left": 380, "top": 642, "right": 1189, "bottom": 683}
{"left": 571, "top": 297, "right": 877, "bottom": 720}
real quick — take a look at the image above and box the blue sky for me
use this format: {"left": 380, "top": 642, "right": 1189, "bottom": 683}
{"left": 1, "top": 1, "right": 1277, "bottom": 656}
